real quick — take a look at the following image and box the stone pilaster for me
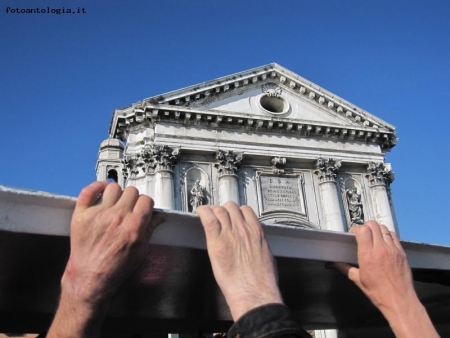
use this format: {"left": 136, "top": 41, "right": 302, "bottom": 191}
{"left": 366, "top": 162, "right": 396, "bottom": 232}
{"left": 214, "top": 150, "right": 243, "bottom": 205}
{"left": 315, "top": 158, "right": 346, "bottom": 232}
{"left": 150, "top": 145, "right": 179, "bottom": 209}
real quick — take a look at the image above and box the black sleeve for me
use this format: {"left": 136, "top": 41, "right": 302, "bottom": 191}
{"left": 227, "top": 303, "right": 311, "bottom": 338}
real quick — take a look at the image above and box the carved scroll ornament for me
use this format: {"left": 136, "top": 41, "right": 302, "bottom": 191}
{"left": 271, "top": 157, "right": 286, "bottom": 174}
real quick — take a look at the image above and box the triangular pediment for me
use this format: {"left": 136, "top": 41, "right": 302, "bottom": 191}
{"left": 142, "top": 63, "right": 394, "bottom": 132}
{"left": 191, "top": 83, "right": 352, "bottom": 126}
{"left": 110, "top": 63, "right": 397, "bottom": 150}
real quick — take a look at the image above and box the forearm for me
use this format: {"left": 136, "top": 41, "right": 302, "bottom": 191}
{"left": 379, "top": 295, "right": 439, "bottom": 338}
{"left": 224, "top": 285, "right": 284, "bottom": 321}
{"left": 47, "top": 290, "right": 107, "bottom": 338}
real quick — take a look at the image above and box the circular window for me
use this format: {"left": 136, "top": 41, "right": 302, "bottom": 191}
{"left": 257, "top": 94, "right": 290, "bottom": 115}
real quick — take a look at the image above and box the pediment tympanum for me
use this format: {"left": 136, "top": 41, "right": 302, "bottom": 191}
{"left": 109, "top": 63, "right": 397, "bottom": 151}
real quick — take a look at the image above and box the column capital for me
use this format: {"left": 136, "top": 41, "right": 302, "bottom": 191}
{"left": 122, "top": 145, "right": 180, "bottom": 178}
{"left": 314, "top": 158, "right": 341, "bottom": 183}
{"left": 214, "top": 150, "right": 243, "bottom": 177}
{"left": 366, "top": 162, "right": 394, "bottom": 187}
{"left": 122, "top": 154, "right": 141, "bottom": 179}
{"left": 146, "top": 144, "right": 180, "bottom": 172}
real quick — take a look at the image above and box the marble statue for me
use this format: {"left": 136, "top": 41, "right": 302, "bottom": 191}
{"left": 346, "top": 187, "right": 364, "bottom": 224}
{"left": 189, "top": 180, "right": 205, "bottom": 213}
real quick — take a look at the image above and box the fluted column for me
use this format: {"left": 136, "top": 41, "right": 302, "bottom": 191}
{"left": 151, "top": 145, "right": 180, "bottom": 209}
{"left": 366, "top": 162, "right": 396, "bottom": 232}
{"left": 315, "top": 158, "right": 346, "bottom": 232}
{"left": 214, "top": 150, "right": 243, "bottom": 205}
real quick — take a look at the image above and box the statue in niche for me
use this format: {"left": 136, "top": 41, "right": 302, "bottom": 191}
{"left": 346, "top": 187, "right": 364, "bottom": 224}
{"left": 189, "top": 180, "right": 205, "bottom": 213}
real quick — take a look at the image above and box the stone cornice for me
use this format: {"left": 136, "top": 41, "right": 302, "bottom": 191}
{"left": 119, "top": 63, "right": 395, "bottom": 134}
{"left": 110, "top": 104, "right": 397, "bottom": 151}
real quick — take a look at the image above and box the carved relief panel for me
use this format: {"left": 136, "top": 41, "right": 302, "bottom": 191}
{"left": 242, "top": 157, "right": 318, "bottom": 228}
{"left": 255, "top": 171, "right": 318, "bottom": 228}
{"left": 257, "top": 173, "right": 306, "bottom": 216}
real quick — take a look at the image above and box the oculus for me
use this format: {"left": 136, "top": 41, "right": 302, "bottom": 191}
{"left": 257, "top": 93, "right": 290, "bottom": 115}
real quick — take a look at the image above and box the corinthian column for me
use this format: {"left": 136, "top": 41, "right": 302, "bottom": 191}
{"left": 366, "top": 162, "right": 397, "bottom": 232}
{"left": 151, "top": 145, "right": 180, "bottom": 209}
{"left": 315, "top": 158, "right": 346, "bottom": 232}
{"left": 214, "top": 150, "right": 243, "bottom": 205}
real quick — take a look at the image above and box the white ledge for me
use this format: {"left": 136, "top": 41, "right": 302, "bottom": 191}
{"left": 1, "top": 184, "right": 449, "bottom": 270}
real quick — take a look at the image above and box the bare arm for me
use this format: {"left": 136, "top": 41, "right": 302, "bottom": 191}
{"left": 333, "top": 221, "right": 439, "bottom": 338}
{"left": 197, "top": 202, "right": 283, "bottom": 321}
{"left": 47, "top": 182, "right": 158, "bottom": 338}
{"left": 197, "top": 203, "right": 312, "bottom": 338}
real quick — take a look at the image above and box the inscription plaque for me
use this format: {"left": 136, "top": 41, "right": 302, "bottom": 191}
{"left": 259, "top": 174, "right": 305, "bottom": 214}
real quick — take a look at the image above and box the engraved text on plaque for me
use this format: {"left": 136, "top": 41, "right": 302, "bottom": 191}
{"left": 259, "top": 174, "right": 305, "bottom": 214}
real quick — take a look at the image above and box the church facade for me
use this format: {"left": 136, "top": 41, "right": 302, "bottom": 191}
{"left": 96, "top": 63, "right": 398, "bottom": 234}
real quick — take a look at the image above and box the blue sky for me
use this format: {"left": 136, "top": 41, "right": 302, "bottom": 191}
{"left": 1, "top": 0, "right": 450, "bottom": 245}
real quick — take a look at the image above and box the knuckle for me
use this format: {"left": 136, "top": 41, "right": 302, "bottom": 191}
{"left": 138, "top": 194, "right": 153, "bottom": 208}
{"left": 107, "top": 212, "right": 126, "bottom": 227}
{"left": 205, "top": 217, "right": 221, "bottom": 229}
{"left": 365, "top": 220, "right": 380, "bottom": 228}
{"left": 145, "top": 195, "right": 154, "bottom": 208}
{"left": 80, "top": 186, "right": 92, "bottom": 196}
{"left": 124, "top": 185, "right": 137, "bottom": 192}
{"left": 212, "top": 205, "right": 228, "bottom": 217}
{"left": 108, "top": 182, "right": 123, "bottom": 192}
{"left": 127, "top": 227, "right": 142, "bottom": 244}
{"left": 379, "top": 224, "right": 390, "bottom": 232}
{"left": 124, "top": 186, "right": 139, "bottom": 196}
{"left": 196, "top": 205, "right": 207, "bottom": 213}
{"left": 240, "top": 205, "right": 253, "bottom": 213}
{"left": 71, "top": 212, "right": 87, "bottom": 227}
{"left": 223, "top": 201, "right": 238, "bottom": 208}
{"left": 252, "top": 224, "right": 264, "bottom": 238}
{"left": 357, "top": 224, "right": 371, "bottom": 235}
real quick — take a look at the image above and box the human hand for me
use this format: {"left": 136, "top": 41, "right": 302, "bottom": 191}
{"left": 197, "top": 202, "right": 283, "bottom": 321}
{"left": 333, "top": 221, "right": 414, "bottom": 311}
{"left": 48, "top": 182, "right": 160, "bottom": 338}
{"left": 332, "top": 221, "right": 439, "bottom": 337}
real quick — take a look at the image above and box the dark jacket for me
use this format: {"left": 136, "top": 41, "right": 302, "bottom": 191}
{"left": 228, "top": 303, "right": 311, "bottom": 338}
